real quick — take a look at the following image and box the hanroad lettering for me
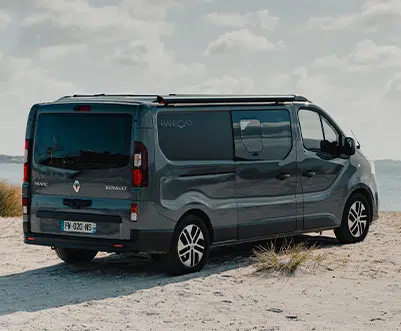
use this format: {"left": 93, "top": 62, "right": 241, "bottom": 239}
{"left": 160, "top": 119, "right": 192, "bottom": 129}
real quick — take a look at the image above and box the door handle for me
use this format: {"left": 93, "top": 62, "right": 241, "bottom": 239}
{"left": 303, "top": 170, "right": 316, "bottom": 178}
{"left": 276, "top": 172, "right": 291, "bottom": 180}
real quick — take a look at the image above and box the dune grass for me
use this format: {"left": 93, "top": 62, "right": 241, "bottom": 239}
{"left": 0, "top": 181, "right": 22, "bottom": 217}
{"left": 252, "top": 238, "right": 328, "bottom": 277}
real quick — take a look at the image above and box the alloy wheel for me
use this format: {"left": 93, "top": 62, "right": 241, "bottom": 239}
{"left": 177, "top": 224, "right": 205, "bottom": 268}
{"left": 347, "top": 200, "right": 368, "bottom": 238}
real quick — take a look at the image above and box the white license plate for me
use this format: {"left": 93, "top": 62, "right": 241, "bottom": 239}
{"left": 61, "top": 220, "right": 96, "bottom": 234}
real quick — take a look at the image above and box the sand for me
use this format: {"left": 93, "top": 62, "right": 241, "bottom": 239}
{"left": 0, "top": 213, "right": 400, "bottom": 331}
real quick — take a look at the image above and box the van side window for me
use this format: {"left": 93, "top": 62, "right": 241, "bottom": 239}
{"left": 298, "top": 109, "right": 340, "bottom": 155}
{"left": 232, "top": 109, "right": 292, "bottom": 161}
{"left": 157, "top": 111, "right": 233, "bottom": 161}
{"left": 321, "top": 116, "right": 339, "bottom": 144}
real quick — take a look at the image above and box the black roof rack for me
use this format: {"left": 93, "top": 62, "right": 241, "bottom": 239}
{"left": 70, "top": 94, "right": 160, "bottom": 98}
{"left": 56, "top": 93, "right": 310, "bottom": 104}
{"left": 157, "top": 94, "right": 309, "bottom": 105}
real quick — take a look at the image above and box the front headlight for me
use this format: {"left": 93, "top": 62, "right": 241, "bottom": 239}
{"left": 369, "top": 159, "right": 375, "bottom": 175}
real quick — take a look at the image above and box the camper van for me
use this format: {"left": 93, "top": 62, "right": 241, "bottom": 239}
{"left": 22, "top": 94, "right": 379, "bottom": 275}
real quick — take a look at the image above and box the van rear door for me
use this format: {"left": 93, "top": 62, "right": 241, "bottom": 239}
{"left": 29, "top": 103, "right": 135, "bottom": 240}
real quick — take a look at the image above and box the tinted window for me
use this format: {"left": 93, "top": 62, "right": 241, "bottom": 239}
{"left": 239, "top": 119, "right": 262, "bottom": 153}
{"left": 232, "top": 109, "right": 292, "bottom": 161}
{"left": 157, "top": 111, "right": 233, "bottom": 161}
{"left": 322, "top": 116, "right": 339, "bottom": 143}
{"left": 34, "top": 113, "right": 132, "bottom": 170}
{"left": 299, "top": 109, "right": 340, "bottom": 155}
{"left": 298, "top": 109, "right": 323, "bottom": 151}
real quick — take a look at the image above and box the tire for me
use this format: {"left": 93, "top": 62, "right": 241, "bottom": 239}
{"left": 54, "top": 247, "right": 98, "bottom": 264}
{"left": 166, "top": 214, "right": 210, "bottom": 276}
{"left": 334, "top": 193, "right": 371, "bottom": 244}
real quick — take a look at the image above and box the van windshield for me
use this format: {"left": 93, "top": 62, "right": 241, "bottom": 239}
{"left": 34, "top": 113, "right": 132, "bottom": 170}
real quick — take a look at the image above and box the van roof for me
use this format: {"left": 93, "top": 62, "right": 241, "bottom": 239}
{"left": 46, "top": 93, "right": 311, "bottom": 107}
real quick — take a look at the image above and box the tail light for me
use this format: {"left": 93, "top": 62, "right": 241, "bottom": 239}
{"left": 131, "top": 204, "right": 138, "bottom": 222}
{"left": 74, "top": 105, "right": 91, "bottom": 112}
{"left": 23, "top": 139, "right": 30, "bottom": 183}
{"left": 133, "top": 141, "right": 148, "bottom": 187}
{"left": 22, "top": 198, "right": 28, "bottom": 215}
{"left": 23, "top": 139, "right": 31, "bottom": 217}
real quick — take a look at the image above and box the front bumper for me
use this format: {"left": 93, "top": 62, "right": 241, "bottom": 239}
{"left": 370, "top": 174, "right": 380, "bottom": 221}
{"left": 24, "top": 228, "right": 173, "bottom": 253}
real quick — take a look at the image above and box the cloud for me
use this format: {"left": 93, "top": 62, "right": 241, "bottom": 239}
{"left": 351, "top": 40, "right": 401, "bottom": 66}
{"left": 205, "top": 12, "right": 251, "bottom": 28}
{"left": 6, "top": 0, "right": 179, "bottom": 58}
{"left": 204, "top": 29, "right": 285, "bottom": 55}
{"left": 306, "top": 0, "right": 401, "bottom": 31}
{"left": 306, "top": 15, "right": 357, "bottom": 31}
{"left": 0, "top": 10, "right": 11, "bottom": 28}
{"left": 314, "top": 39, "right": 401, "bottom": 72}
{"left": 110, "top": 39, "right": 207, "bottom": 80}
{"left": 257, "top": 9, "right": 280, "bottom": 30}
{"left": 0, "top": 53, "right": 32, "bottom": 83}
{"left": 205, "top": 9, "right": 279, "bottom": 30}
{"left": 387, "top": 72, "right": 401, "bottom": 92}
{"left": 38, "top": 44, "right": 88, "bottom": 61}
{"left": 179, "top": 76, "right": 255, "bottom": 94}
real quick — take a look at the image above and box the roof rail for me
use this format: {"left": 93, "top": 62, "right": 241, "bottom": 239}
{"left": 69, "top": 94, "right": 160, "bottom": 98}
{"left": 157, "top": 94, "right": 309, "bottom": 105}
{"left": 71, "top": 94, "right": 106, "bottom": 97}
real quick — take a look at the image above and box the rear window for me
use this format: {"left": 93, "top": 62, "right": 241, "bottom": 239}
{"left": 157, "top": 111, "right": 233, "bottom": 161}
{"left": 34, "top": 113, "right": 132, "bottom": 170}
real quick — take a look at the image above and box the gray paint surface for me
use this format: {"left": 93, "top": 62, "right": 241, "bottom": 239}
{"left": 23, "top": 95, "right": 380, "bottom": 252}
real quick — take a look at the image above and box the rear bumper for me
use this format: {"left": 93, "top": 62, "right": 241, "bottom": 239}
{"left": 23, "top": 229, "right": 173, "bottom": 253}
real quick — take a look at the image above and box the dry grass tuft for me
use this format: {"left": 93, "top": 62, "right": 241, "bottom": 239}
{"left": 252, "top": 239, "right": 328, "bottom": 277}
{"left": 0, "top": 181, "right": 22, "bottom": 218}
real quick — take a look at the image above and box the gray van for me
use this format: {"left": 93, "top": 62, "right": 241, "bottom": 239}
{"left": 22, "top": 94, "right": 379, "bottom": 275}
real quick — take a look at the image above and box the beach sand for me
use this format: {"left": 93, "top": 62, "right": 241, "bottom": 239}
{"left": 0, "top": 213, "right": 400, "bottom": 331}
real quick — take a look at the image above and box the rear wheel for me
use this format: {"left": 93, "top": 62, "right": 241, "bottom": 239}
{"left": 54, "top": 247, "right": 98, "bottom": 264}
{"left": 166, "top": 214, "right": 210, "bottom": 276}
{"left": 334, "top": 193, "right": 371, "bottom": 244}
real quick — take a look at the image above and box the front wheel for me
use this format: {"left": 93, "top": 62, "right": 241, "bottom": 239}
{"left": 54, "top": 247, "right": 98, "bottom": 264}
{"left": 166, "top": 214, "right": 210, "bottom": 276}
{"left": 334, "top": 193, "right": 371, "bottom": 244}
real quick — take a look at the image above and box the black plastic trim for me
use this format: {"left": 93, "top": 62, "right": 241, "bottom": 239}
{"left": 36, "top": 210, "right": 122, "bottom": 223}
{"left": 24, "top": 229, "right": 173, "bottom": 253}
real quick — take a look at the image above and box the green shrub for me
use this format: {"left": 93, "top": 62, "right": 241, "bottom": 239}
{"left": 253, "top": 239, "right": 327, "bottom": 276}
{"left": 0, "top": 181, "right": 22, "bottom": 217}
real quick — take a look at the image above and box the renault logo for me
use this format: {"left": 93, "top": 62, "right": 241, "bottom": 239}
{"left": 73, "top": 180, "right": 81, "bottom": 193}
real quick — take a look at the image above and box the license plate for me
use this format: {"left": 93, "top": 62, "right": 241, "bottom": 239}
{"left": 61, "top": 220, "right": 96, "bottom": 234}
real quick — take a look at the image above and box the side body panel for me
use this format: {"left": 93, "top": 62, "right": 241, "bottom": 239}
{"left": 152, "top": 105, "right": 238, "bottom": 243}
{"left": 294, "top": 104, "right": 361, "bottom": 229}
{"left": 130, "top": 104, "right": 177, "bottom": 233}
{"left": 230, "top": 104, "right": 299, "bottom": 239}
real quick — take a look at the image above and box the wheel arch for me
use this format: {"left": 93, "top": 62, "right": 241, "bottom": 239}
{"left": 178, "top": 209, "right": 214, "bottom": 244}
{"left": 346, "top": 186, "right": 374, "bottom": 223}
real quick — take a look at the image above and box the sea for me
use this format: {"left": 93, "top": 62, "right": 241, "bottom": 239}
{"left": 1, "top": 161, "right": 400, "bottom": 212}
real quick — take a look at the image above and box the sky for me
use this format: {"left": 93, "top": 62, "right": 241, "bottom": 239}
{"left": 0, "top": 0, "right": 400, "bottom": 160}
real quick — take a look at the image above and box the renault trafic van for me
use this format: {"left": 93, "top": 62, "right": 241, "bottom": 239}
{"left": 22, "top": 94, "right": 379, "bottom": 275}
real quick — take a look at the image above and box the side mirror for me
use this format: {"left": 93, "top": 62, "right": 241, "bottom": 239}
{"left": 343, "top": 137, "right": 356, "bottom": 156}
